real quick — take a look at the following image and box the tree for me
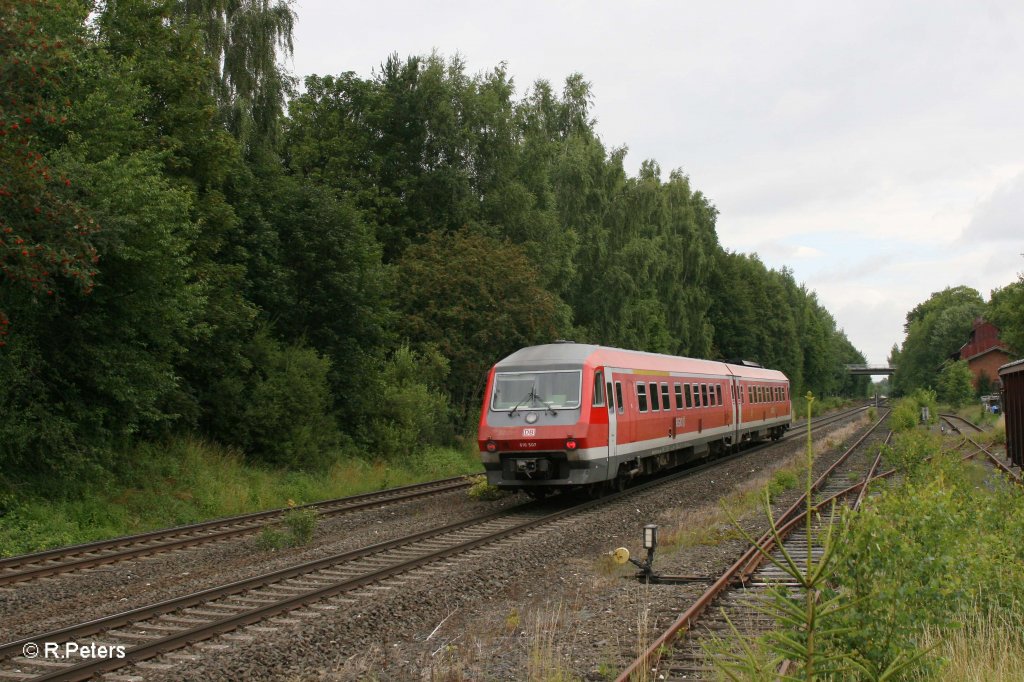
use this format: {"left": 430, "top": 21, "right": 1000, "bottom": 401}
{"left": 989, "top": 278, "right": 1024, "bottom": 357}
{"left": 1, "top": 6, "right": 203, "bottom": 475}
{"left": 393, "top": 230, "right": 570, "bottom": 420}
{"left": 0, "top": 0, "right": 99, "bottom": 336}
{"left": 175, "top": 0, "right": 296, "bottom": 145}
{"left": 894, "top": 287, "right": 985, "bottom": 394}
{"left": 936, "top": 360, "right": 974, "bottom": 408}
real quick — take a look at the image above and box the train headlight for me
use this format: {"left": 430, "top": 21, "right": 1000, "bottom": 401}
{"left": 643, "top": 524, "right": 658, "bottom": 550}
{"left": 485, "top": 440, "right": 498, "bottom": 453}
{"left": 565, "top": 438, "right": 577, "bottom": 451}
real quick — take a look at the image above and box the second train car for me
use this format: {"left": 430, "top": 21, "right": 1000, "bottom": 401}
{"left": 478, "top": 343, "right": 791, "bottom": 496}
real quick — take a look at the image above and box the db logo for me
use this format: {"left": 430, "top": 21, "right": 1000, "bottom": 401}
{"left": 522, "top": 428, "right": 536, "bottom": 437}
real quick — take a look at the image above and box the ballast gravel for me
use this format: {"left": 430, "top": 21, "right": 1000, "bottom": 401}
{"left": 97, "top": 414, "right": 874, "bottom": 681}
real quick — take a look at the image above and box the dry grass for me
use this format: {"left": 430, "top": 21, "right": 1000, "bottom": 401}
{"left": 525, "top": 599, "right": 581, "bottom": 682}
{"left": 914, "top": 611, "right": 1024, "bottom": 681}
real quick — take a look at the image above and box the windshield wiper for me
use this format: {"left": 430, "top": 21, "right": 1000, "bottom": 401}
{"left": 509, "top": 389, "right": 537, "bottom": 417}
{"left": 531, "top": 391, "right": 558, "bottom": 416}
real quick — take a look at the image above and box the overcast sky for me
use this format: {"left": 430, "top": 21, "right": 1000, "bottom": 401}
{"left": 290, "top": 0, "right": 1024, "bottom": 365}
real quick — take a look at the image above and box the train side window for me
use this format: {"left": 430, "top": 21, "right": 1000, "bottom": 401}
{"left": 616, "top": 382, "right": 624, "bottom": 414}
{"left": 747, "top": 386, "right": 752, "bottom": 403}
{"left": 649, "top": 382, "right": 660, "bottom": 411}
{"left": 606, "top": 381, "right": 614, "bottom": 413}
{"left": 637, "top": 383, "right": 648, "bottom": 412}
{"left": 683, "top": 383, "right": 692, "bottom": 408}
{"left": 700, "top": 383, "right": 709, "bottom": 407}
{"left": 593, "top": 371, "right": 605, "bottom": 406}
{"left": 715, "top": 385, "right": 723, "bottom": 405}
{"left": 661, "top": 383, "right": 670, "bottom": 410}
{"left": 674, "top": 383, "right": 683, "bottom": 409}
{"left": 691, "top": 383, "right": 700, "bottom": 407}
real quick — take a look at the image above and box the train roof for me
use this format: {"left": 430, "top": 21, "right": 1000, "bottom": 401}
{"left": 999, "top": 358, "right": 1024, "bottom": 376}
{"left": 493, "top": 343, "right": 789, "bottom": 381}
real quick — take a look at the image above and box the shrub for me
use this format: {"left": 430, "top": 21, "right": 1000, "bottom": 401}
{"left": 365, "top": 345, "right": 452, "bottom": 459}
{"left": 466, "top": 474, "right": 505, "bottom": 501}
{"left": 255, "top": 507, "right": 318, "bottom": 551}
{"left": 828, "top": 451, "right": 1024, "bottom": 678}
{"left": 283, "top": 507, "right": 317, "bottom": 545}
{"left": 239, "top": 329, "right": 341, "bottom": 469}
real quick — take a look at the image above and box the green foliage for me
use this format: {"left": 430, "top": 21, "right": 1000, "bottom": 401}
{"left": 394, "top": 230, "right": 571, "bottom": 418}
{"left": 890, "top": 389, "right": 938, "bottom": 432}
{"left": 283, "top": 506, "right": 317, "bottom": 545}
{"left": 237, "top": 329, "right": 341, "bottom": 469}
{"left": 936, "top": 360, "right": 974, "bottom": 408}
{"left": 893, "top": 286, "right": 985, "bottom": 395}
{"left": 709, "top": 253, "right": 869, "bottom": 398}
{"left": 365, "top": 344, "right": 452, "bottom": 459}
{"left": 831, "top": 451, "right": 1024, "bottom": 678}
{"left": 1, "top": 0, "right": 876, "bottom": 508}
{"left": 711, "top": 396, "right": 921, "bottom": 681}
{"left": 0, "top": 0, "right": 99, "bottom": 321}
{"left": 0, "top": 436, "right": 482, "bottom": 556}
{"left": 988, "top": 278, "right": 1024, "bottom": 357}
{"left": 466, "top": 474, "right": 506, "bottom": 501}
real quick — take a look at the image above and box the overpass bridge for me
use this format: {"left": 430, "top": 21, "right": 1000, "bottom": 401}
{"left": 846, "top": 364, "right": 896, "bottom": 376}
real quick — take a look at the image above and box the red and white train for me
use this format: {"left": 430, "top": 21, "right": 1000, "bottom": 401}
{"left": 478, "top": 343, "right": 792, "bottom": 495}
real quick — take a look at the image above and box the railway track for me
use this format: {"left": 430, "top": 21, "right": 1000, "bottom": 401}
{"left": 0, "top": 477, "right": 472, "bottom": 587}
{"left": 616, "top": 410, "right": 891, "bottom": 681}
{"left": 0, "top": 405, "right": 869, "bottom": 589}
{"left": 940, "top": 413, "right": 1021, "bottom": 483}
{"left": 0, "top": 406, "right": 870, "bottom": 681}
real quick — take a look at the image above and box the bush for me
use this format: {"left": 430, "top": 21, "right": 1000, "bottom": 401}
{"left": 283, "top": 507, "right": 317, "bottom": 545}
{"left": 365, "top": 345, "right": 452, "bottom": 459}
{"left": 239, "top": 329, "right": 341, "bottom": 469}
{"left": 255, "top": 507, "right": 318, "bottom": 551}
{"left": 891, "top": 388, "right": 938, "bottom": 432}
{"left": 466, "top": 474, "right": 506, "bottom": 501}
{"left": 828, "top": 450, "right": 1024, "bottom": 678}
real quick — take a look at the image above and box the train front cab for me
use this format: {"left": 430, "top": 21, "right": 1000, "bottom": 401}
{"left": 479, "top": 355, "right": 615, "bottom": 493}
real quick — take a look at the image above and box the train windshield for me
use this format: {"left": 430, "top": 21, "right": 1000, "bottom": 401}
{"left": 491, "top": 370, "right": 582, "bottom": 411}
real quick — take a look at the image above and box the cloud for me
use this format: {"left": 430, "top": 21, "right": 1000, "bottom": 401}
{"left": 960, "top": 172, "right": 1024, "bottom": 244}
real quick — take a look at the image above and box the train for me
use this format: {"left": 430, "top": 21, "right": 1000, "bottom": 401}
{"left": 478, "top": 343, "right": 792, "bottom": 496}
{"left": 999, "top": 358, "right": 1024, "bottom": 469}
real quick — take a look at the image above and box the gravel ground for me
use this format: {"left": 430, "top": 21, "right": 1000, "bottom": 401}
{"left": 0, "top": 488, "right": 525, "bottom": 643}
{"left": 99, "top": 413, "right": 874, "bottom": 682}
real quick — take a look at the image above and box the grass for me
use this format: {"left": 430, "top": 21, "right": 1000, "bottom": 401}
{"left": 0, "top": 436, "right": 483, "bottom": 557}
{"left": 526, "top": 600, "right": 579, "bottom": 682}
{"left": 914, "top": 611, "right": 1024, "bottom": 681}
{"left": 655, "top": 419, "right": 866, "bottom": 552}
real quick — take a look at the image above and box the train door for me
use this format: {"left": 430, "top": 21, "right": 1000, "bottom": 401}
{"left": 605, "top": 370, "right": 618, "bottom": 480}
{"left": 731, "top": 375, "right": 742, "bottom": 443}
